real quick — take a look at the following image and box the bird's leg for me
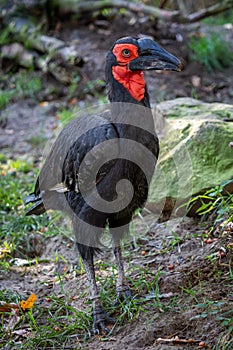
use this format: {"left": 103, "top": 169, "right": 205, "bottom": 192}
{"left": 82, "top": 254, "right": 114, "bottom": 334}
{"left": 112, "top": 237, "right": 131, "bottom": 305}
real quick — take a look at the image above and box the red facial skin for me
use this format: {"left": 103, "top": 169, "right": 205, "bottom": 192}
{"left": 112, "top": 43, "right": 146, "bottom": 102}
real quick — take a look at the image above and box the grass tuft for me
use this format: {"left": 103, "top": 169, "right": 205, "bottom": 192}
{"left": 188, "top": 180, "right": 233, "bottom": 224}
{"left": 189, "top": 33, "right": 233, "bottom": 72}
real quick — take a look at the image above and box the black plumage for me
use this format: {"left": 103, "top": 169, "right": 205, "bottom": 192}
{"left": 24, "top": 36, "right": 181, "bottom": 333}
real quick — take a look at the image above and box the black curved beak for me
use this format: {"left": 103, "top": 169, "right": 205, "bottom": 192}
{"left": 129, "top": 38, "right": 182, "bottom": 72}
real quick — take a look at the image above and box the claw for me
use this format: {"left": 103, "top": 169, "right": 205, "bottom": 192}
{"left": 114, "top": 286, "right": 131, "bottom": 306}
{"left": 93, "top": 307, "right": 115, "bottom": 335}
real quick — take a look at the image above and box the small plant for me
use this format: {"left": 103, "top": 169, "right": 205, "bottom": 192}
{"left": 0, "top": 157, "right": 53, "bottom": 256}
{"left": 188, "top": 181, "right": 233, "bottom": 223}
{"left": 84, "top": 79, "right": 105, "bottom": 96}
{"left": 59, "top": 108, "right": 76, "bottom": 126}
{"left": 203, "top": 9, "right": 233, "bottom": 25}
{"left": 188, "top": 33, "right": 233, "bottom": 72}
{"left": 0, "top": 90, "right": 14, "bottom": 110}
{"left": 0, "top": 72, "right": 42, "bottom": 110}
{"left": 27, "top": 134, "right": 48, "bottom": 147}
{"left": 14, "top": 73, "right": 42, "bottom": 98}
{"left": 0, "top": 26, "right": 12, "bottom": 45}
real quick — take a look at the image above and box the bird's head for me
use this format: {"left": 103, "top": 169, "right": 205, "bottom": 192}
{"left": 106, "top": 36, "right": 182, "bottom": 104}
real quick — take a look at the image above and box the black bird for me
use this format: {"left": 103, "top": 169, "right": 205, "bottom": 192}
{"left": 24, "top": 36, "right": 181, "bottom": 333}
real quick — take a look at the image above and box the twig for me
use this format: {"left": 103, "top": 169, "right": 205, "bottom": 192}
{"left": 56, "top": 0, "right": 233, "bottom": 23}
{"left": 155, "top": 336, "right": 209, "bottom": 347}
{"left": 56, "top": 0, "right": 180, "bottom": 22}
{"left": 186, "top": 0, "right": 233, "bottom": 22}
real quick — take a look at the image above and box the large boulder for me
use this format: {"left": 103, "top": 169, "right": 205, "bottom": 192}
{"left": 148, "top": 98, "right": 233, "bottom": 217}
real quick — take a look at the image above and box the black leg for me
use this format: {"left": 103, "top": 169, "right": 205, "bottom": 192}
{"left": 77, "top": 243, "right": 114, "bottom": 334}
{"left": 112, "top": 236, "right": 131, "bottom": 305}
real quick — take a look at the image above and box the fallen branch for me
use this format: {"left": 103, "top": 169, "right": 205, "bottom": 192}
{"left": 1, "top": 43, "right": 35, "bottom": 69}
{"left": 0, "top": 18, "right": 84, "bottom": 83}
{"left": 155, "top": 336, "right": 209, "bottom": 348}
{"left": 186, "top": 0, "right": 233, "bottom": 22}
{"left": 2, "top": 0, "right": 233, "bottom": 27}
{"left": 56, "top": 0, "right": 180, "bottom": 22}
{"left": 55, "top": 0, "right": 233, "bottom": 23}
{"left": 8, "top": 18, "right": 84, "bottom": 67}
{"left": 0, "top": 43, "right": 78, "bottom": 83}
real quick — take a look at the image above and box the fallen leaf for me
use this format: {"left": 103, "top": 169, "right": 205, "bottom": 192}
{"left": 39, "top": 101, "right": 49, "bottom": 107}
{"left": 0, "top": 247, "right": 11, "bottom": 259}
{"left": 12, "top": 329, "right": 30, "bottom": 336}
{"left": 68, "top": 97, "right": 78, "bottom": 105}
{"left": 0, "top": 302, "right": 19, "bottom": 313}
{"left": 20, "top": 294, "right": 37, "bottom": 310}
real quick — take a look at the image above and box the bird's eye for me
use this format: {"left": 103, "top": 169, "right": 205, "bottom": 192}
{"left": 122, "top": 49, "right": 131, "bottom": 58}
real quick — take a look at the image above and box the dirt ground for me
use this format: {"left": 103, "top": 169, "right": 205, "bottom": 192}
{"left": 1, "top": 15, "right": 233, "bottom": 349}
{"left": 1, "top": 215, "right": 232, "bottom": 349}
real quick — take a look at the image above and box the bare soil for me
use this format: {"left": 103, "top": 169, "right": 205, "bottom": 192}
{"left": 1, "top": 215, "right": 232, "bottom": 349}
{"left": 0, "top": 16, "right": 233, "bottom": 349}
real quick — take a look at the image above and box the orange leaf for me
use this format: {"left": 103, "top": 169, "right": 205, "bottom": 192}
{"left": 68, "top": 97, "right": 77, "bottom": 105}
{"left": 20, "top": 294, "right": 37, "bottom": 310}
{"left": 39, "top": 101, "right": 49, "bottom": 107}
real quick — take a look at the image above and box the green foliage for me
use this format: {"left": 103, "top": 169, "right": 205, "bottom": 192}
{"left": 203, "top": 9, "right": 233, "bottom": 25}
{"left": 0, "top": 90, "right": 13, "bottom": 109}
{"left": 84, "top": 79, "right": 105, "bottom": 95}
{"left": 0, "top": 157, "right": 53, "bottom": 256}
{"left": 0, "top": 290, "right": 93, "bottom": 348}
{"left": 14, "top": 73, "right": 42, "bottom": 98}
{"left": 0, "top": 72, "right": 42, "bottom": 110}
{"left": 27, "top": 134, "right": 48, "bottom": 148}
{"left": 188, "top": 181, "right": 233, "bottom": 222}
{"left": 59, "top": 108, "right": 76, "bottom": 126}
{"left": 188, "top": 33, "right": 233, "bottom": 72}
{"left": 0, "top": 26, "right": 12, "bottom": 45}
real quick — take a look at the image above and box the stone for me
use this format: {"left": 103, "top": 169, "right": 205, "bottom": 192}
{"left": 148, "top": 98, "right": 233, "bottom": 217}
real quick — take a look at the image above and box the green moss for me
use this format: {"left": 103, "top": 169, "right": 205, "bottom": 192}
{"left": 149, "top": 99, "right": 233, "bottom": 202}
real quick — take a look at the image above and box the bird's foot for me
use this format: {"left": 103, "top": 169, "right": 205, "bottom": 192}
{"left": 93, "top": 306, "right": 115, "bottom": 335}
{"left": 114, "top": 285, "right": 131, "bottom": 306}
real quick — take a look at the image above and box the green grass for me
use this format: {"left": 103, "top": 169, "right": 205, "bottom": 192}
{"left": 203, "top": 9, "right": 233, "bottom": 25}
{"left": 188, "top": 33, "right": 233, "bottom": 72}
{"left": 0, "top": 90, "right": 14, "bottom": 109}
{"left": 0, "top": 72, "right": 43, "bottom": 110}
{"left": 59, "top": 108, "right": 76, "bottom": 126}
{"left": 0, "top": 156, "right": 58, "bottom": 257}
{"left": 0, "top": 257, "right": 164, "bottom": 348}
{"left": 0, "top": 25, "right": 12, "bottom": 45}
{"left": 27, "top": 134, "right": 48, "bottom": 148}
{"left": 15, "top": 73, "right": 42, "bottom": 99}
{"left": 0, "top": 292, "right": 93, "bottom": 349}
{"left": 0, "top": 156, "right": 155, "bottom": 346}
{"left": 1, "top": 155, "right": 232, "bottom": 348}
{"left": 188, "top": 180, "right": 233, "bottom": 224}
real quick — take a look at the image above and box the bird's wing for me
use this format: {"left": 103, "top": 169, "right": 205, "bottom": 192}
{"left": 34, "top": 112, "right": 119, "bottom": 197}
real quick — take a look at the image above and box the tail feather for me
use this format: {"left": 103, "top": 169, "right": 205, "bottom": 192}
{"left": 24, "top": 193, "right": 46, "bottom": 216}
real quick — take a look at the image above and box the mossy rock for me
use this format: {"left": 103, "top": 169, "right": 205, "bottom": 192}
{"left": 148, "top": 98, "right": 233, "bottom": 212}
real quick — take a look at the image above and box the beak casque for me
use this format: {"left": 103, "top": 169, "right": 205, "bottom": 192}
{"left": 129, "top": 37, "right": 182, "bottom": 72}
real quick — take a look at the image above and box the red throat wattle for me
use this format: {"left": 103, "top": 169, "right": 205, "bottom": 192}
{"left": 112, "top": 66, "right": 145, "bottom": 101}
{"left": 112, "top": 43, "right": 146, "bottom": 101}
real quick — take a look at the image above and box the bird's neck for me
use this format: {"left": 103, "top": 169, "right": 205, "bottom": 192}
{"left": 105, "top": 64, "right": 154, "bottom": 133}
{"left": 107, "top": 83, "right": 154, "bottom": 137}
{"left": 106, "top": 64, "right": 151, "bottom": 108}
{"left": 112, "top": 66, "right": 146, "bottom": 102}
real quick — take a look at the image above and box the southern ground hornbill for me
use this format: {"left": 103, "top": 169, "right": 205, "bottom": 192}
{"left": 24, "top": 36, "right": 181, "bottom": 333}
